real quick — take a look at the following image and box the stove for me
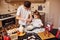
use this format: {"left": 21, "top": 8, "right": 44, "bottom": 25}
{"left": 0, "top": 14, "right": 16, "bottom": 27}
{"left": 0, "top": 14, "right": 12, "bottom": 19}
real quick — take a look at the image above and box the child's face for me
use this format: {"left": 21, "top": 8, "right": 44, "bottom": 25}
{"left": 34, "top": 14, "right": 38, "bottom": 19}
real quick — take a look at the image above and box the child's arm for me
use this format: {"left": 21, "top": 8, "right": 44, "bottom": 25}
{"left": 26, "top": 21, "right": 32, "bottom": 25}
{"left": 39, "top": 20, "right": 43, "bottom": 27}
{"left": 26, "top": 13, "right": 33, "bottom": 22}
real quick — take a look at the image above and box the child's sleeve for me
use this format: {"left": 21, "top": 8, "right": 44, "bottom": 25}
{"left": 39, "top": 19, "right": 43, "bottom": 26}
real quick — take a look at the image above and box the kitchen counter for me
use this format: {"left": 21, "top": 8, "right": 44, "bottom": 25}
{"left": 18, "top": 29, "right": 60, "bottom": 40}
{"left": 0, "top": 16, "right": 15, "bottom": 20}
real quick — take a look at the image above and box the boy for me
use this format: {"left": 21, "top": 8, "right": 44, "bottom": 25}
{"left": 16, "top": 1, "right": 32, "bottom": 33}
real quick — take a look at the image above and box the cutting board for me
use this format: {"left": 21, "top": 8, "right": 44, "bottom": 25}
{"left": 38, "top": 31, "right": 55, "bottom": 40}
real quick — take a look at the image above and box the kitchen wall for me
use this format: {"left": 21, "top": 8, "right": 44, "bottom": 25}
{"left": 0, "top": 0, "right": 60, "bottom": 29}
{"left": 46, "top": 0, "right": 60, "bottom": 29}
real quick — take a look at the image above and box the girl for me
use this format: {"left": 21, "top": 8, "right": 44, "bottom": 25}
{"left": 26, "top": 10, "right": 43, "bottom": 31}
{"left": 31, "top": 10, "right": 43, "bottom": 28}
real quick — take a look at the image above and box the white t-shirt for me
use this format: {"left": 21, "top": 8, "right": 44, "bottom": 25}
{"left": 31, "top": 19, "right": 43, "bottom": 27}
{"left": 16, "top": 5, "right": 31, "bottom": 25}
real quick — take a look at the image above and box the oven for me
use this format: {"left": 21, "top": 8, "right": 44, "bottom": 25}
{"left": 0, "top": 14, "right": 16, "bottom": 27}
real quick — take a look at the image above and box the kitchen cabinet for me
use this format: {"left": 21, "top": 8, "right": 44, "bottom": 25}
{"left": 27, "top": 0, "right": 46, "bottom": 3}
{"left": 0, "top": 0, "right": 1, "bottom": 4}
{"left": 0, "top": 0, "right": 1, "bottom": 2}
{"left": 5, "top": 0, "right": 46, "bottom": 3}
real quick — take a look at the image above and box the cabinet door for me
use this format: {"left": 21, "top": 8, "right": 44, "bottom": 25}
{"left": 5, "top": 0, "right": 24, "bottom": 3}
{"left": 5, "top": 0, "right": 46, "bottom": 3}
{"left": 25, "top": 0, "right": 46, "bottom": 3}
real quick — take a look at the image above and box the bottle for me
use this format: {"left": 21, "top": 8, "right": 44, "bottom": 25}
{"left": 56, "top": 27, "right": 60, "bottom": 38}
{"left": 45, "top": 24, "right": 51, "bottom": 37}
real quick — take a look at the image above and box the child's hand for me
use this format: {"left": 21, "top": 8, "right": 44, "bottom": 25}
{"left": 19, "top": 18, "right": 26, "bottom": 22}
{"left": 27, "top": 22, "right": 30, "bottom": 25}
{"left": 26, "top": 19, "right": 32, "bottom": 22}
